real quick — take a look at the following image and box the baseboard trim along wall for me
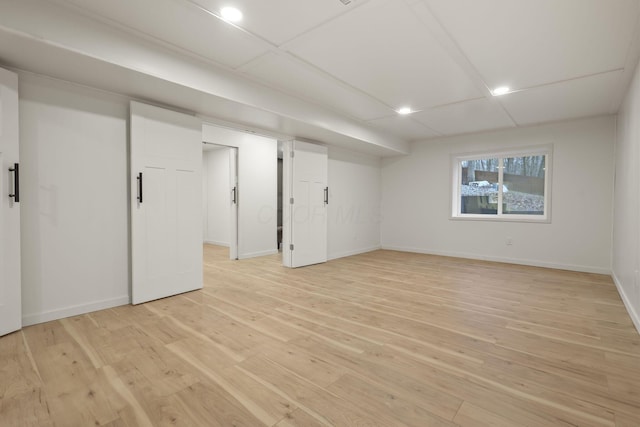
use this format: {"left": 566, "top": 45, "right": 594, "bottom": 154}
{"left": 22, "top": 295, "right": 130, "bottom": 327}
{"left": 612, "top": 272, "right": 640, "bottom": 334}
{"left": 204, "top": 240, "right": 229, "bottom": 247}
{"left": 328, "top": 245, "right": 381, "bottom": 261}
{"left": 380, "top": 245, "right": 612, "bottom": 275}
{"left": 239, "top": 249, "right": 279, "bottom": 260}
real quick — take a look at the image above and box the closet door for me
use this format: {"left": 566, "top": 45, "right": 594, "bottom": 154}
{"left": 0, "top": 67, "right": 21, "bottom": 336}
{"left": 130, "top": 101, "right": 202, "bottom": 304}
{"left": 286, "top": 140, "right": 328, "bottom": 268}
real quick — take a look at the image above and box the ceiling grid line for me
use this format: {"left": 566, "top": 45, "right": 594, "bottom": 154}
{"left": 1, "top": 0, "right": 638, "bottom": 149}
{"left": 410, "top": 0, "right": 518, "bottom": 129}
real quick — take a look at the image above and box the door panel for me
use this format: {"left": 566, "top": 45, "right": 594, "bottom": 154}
{"left": 144, "top": 166, "right": 170, "bottom": 280}
{"left": 176, "top": 169, "right": 199, "bottom": 272}
{"left": 131, "top": 101, "right": 202, "bottom": 304}
{"left": 289, "top": 140, "right": 328, "bottom": 268}
{"left": 0, "top": 67, "right": 20, "bottom": 336}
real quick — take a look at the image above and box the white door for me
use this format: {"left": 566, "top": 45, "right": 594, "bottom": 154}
{"left": 285, "top": 140, "right": 328, "bottom": 268}
{"left": 131, "top": 102, "right": 203, "bottom": 304}
{"left": 229, "top": 147, "right": 238, "bottom": 260}
{"left": 0, "top": 67, "right": 21, "bottom": 336}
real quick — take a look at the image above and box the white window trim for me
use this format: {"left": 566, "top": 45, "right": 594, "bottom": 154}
{"left": 450, "top": 144, "right": 553, "bottom": 223}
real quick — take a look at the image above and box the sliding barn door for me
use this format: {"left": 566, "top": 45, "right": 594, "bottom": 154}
{"left": 288, "top": 140, "right": 328, "bottom": 268}
{"left": 130, "top": 102, "right": 202, "bottom": 304}
{"left": 0, "top": 67, "right": 21, "bottom": 336}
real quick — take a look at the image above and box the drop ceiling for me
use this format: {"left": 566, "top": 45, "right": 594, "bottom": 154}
{"left": 0, "top": 0, "right": 638, "bottom": 156}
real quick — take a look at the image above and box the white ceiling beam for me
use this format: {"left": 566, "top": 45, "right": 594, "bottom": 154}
{"left": 0, "top": 0, "right": 409, "bottom": 156}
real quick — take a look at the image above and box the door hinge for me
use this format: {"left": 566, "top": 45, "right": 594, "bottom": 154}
{"left": 290, "top": 151, "right": 295, "bottom": 158}
{"left": 290, "top": 244, "right": 294, "bottom": 250}
{"left": 290, "top": 197, "right": 294, "bottom": 204}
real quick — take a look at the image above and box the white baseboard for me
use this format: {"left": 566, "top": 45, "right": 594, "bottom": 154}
{"left": 22, "top": 295, "right": 130, "bottom": 327}
{"left": 204, "top": 240, "right": 229, "bottom": 247}
{"left": 380, "top": 245, "right": 611, "bottom": 275}
{"left": 329, "top": 245, "right": 381, "bottom": 261}
{"left": 612, "top": 271, "right": 640, "bottom": 335}
{"left": 239, "top": 249, "right": 278, "bottom": 260}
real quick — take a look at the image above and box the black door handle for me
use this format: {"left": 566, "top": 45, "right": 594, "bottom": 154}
{"left": 324, "top": 187, "right": 328, "bottom": 205}
{"left": 9, "top": 163, "right": 19, "bottom": 203}
{"left": 136, "top": 172, "right": 143, "bottom": 203}
{"left": 231, "top": 186, "right": 237, "bottom": 204}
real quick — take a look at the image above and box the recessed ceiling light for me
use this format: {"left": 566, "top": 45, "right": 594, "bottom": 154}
{"left": 221, "top": 7, "right": 243, "bottom": 22}
{"left": 492, "top": 86, "right": 510, "bottom": 96}
{"left": 397, "top": 107, "right": 412, "bottom": 115}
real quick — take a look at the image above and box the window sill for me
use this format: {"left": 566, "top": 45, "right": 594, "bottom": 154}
{"left": 450, "top": 215, "right": 551, "bottom": 224}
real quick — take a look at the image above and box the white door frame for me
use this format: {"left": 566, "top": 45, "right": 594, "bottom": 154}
{"left": 229, "top": 147, "right": 238, "bottom": 260}
{"left": 282, "top": 140, "right": 293, "bottom": 267}
{"left": 202, "top": 142, "right": 239, "bottom": 260}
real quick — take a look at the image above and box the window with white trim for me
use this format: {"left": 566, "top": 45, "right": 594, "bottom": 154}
{"left": 451, "top": 146, "right": 552, "bottom": 221}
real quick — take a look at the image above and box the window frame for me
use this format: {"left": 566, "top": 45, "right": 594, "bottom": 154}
{"left": 450, "top": 144, "right": 553, "bottom": 223}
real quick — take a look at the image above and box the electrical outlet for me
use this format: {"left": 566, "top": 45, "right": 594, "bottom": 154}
{"left": 506, "top": 237, "right": 513, "bottom": 246}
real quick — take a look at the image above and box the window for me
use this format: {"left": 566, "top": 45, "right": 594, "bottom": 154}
{"left": 451, "top": 146, "right": 552, "bottom": 222}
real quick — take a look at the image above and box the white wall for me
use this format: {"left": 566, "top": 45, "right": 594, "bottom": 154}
{"left": 328, "top": 147, "right": 381, "bottom": 259}
{"left": 613, "top": 62, "right": 640, "bottom": 333}
{"left": 202, "top": 124, "right": 277, "bottom": 259}
{"left": 19, "top": 73, "right": 129, "bottom": 325}
{"left": 202, "top": 147, "right": 231, "bottom": 246}
{"left": 381, "top": 116, "right": 615, "bottom": 274}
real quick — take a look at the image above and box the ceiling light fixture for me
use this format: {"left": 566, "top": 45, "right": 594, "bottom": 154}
{"left": 221, "top": 7, "right": 243, "bottom": 22}
{"left": 397, "top": 107, "right": 412, "bottom": 115}
{"left": 492, "top": 86, "right": 510, "bottom": 96}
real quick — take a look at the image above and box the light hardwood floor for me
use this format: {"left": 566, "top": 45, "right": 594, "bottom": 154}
{"left": 2, "top": 244, "right": 640, "bottom": 426}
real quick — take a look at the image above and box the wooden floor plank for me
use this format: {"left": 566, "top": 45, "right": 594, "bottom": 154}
{"left": 238, "top": 355, "right": 392, "bottom": 426}
{"left": 0, "top": 331, "right": 51, "bottom": 426}
{"left": 326, "top": 373, "right": 459, "bottom": 427}
{"left": 1, "top": 244, "right": 638, "bottom": 426}
{"left": 453, "top": 401, "right": 519, "bottom": 427}
{"left": 275, "top": 408, "right": 329, "bottom": 427}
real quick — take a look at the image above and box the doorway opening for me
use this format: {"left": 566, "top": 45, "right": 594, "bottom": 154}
{"left": 202, "top": 142, "right": 238, "bottom": 260}
{"left": 201, "top": 123, "right": 280, "bottom": 271}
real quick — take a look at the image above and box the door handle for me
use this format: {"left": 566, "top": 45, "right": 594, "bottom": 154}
{"left": 231, "top": 186, "right": 237, "bottom": 204}
{"left": 324, "top": 187, "right": 328, "bottom": 205}
{"left": 8, "top": 163, "right": 19, "bottom": 203}
{"left": 136, "top": 172, "right": 143, "bottom": 203}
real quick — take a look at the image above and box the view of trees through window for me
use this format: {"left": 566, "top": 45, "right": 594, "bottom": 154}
{"left": 464, "top": 156, "right": 545, "bottom": 179}
{"left": 459, "top": 154, "right": 546, "bottom": 216}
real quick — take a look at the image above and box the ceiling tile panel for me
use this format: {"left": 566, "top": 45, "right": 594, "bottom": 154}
{"left": 287, "top": 0, "right": 482, "bottom": 110}
{"left": 242, "top": 53, "right": 393, "bottom": 120}
{"left": 368, "top": 116, "right": 441, "bottom": 141}
{"left": 500, "top": 70, "right": 624, "bottom": 125}
{"left": 413, "top": 98, "right": 515, "bottom": 135}
{"left": 189, "top": 0, "right": 361, "bottom": 46}
{"left": 60, "top": 0, "right": 268, "bottom": 68}
{"left": 426, "top": 0, "right": 639, "bottom": 90}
